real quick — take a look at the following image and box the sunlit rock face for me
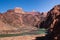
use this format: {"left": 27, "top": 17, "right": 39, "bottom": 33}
{"left": 14, "top": 7, "right": 25, "bottom": 14}
{"left": 0, "top": 7, "right": 46, "bottom": 32}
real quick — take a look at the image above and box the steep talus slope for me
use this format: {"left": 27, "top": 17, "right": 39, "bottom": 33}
{"left": 0, "top": 8, "right": 46, "bottom": 34}
{"left": 0, "top": 20, "right": 18, "bottom": 30}
{"left": 0, "top": 11, "right": 41, "bottom": 28}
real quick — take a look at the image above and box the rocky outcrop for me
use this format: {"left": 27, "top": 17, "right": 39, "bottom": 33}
{"left": 14, "top": 7, "right": 25, "bottom": 14}
{"left": 47, "top": 5, "right": 60, "bottom": 40}
{"left": 39, "top": 5, "right": 60, "bottom": 40}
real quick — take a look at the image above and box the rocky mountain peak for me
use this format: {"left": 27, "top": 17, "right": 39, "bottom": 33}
{"left": 49, "top": 5, "right": 60, "bottom": 16}
{"left": 14, "top": 7, "right": 25, "bottom": 14}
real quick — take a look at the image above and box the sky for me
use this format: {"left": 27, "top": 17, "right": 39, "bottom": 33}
{"left": 0, "top": 0, "right": 60, "bottom": 13}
